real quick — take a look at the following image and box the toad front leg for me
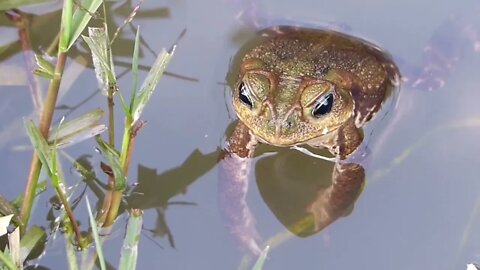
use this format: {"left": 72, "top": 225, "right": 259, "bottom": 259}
{"left": 218, "top": 121, "right": 262, "bottom": 255}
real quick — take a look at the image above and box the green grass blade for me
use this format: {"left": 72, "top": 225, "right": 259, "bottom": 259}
{"left": 131, "top": 47, "right": 174, "bottom": 124}
{"left": 24, "top": 120, "right": 53, "bottom": 174}
{"left": 32, "top": 69, "right": 54, "bottom": 79}
{"left": 252, "top": 246, "right": 270, "bottom": 270}
{"left": 128, "top": 26, "right": 141, "bottom": 114}
{"left": 19, "top": 226, "right": 45, "bottom": 263}
{"left": 49, "top": 121, "right": 62, "bottom": 188}
{"left": 65, "top": 231, "right": 79, "bottom": 270}
{"left": 33, "top": 54, "right": 54, "bottom": 79}
{"left": 0, "top": 250, "right": 18, "bottom": 270}
{"left": 25, "top": 119, "right": 67, "bottom": 198}
{"left": 34, "top": 54, "right": 54, "bottom": 75}
{"left": 85, "top": 197, "right": 106, "bottom": 270}
{"left": 0, "top": 0, "right": 51, "bottom": 10}
{"left": 95, "top": 136, "right": 127, "bottom": 190}
{"left": 67, "top": 0, "right": 103, "bottom": 51}
{"left": 59, "top": 0, "right": 73, "bottom": 52}
{"left": 118, "top": 209, "right": 143, "bottom": 270}
{"left": 82, "top": 27, "right": 116, "bottom": 96}
{"left": 48, "top": 108, "right": 106, "bottom": 148}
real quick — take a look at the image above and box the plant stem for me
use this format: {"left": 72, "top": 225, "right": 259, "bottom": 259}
{"left": 97, "top": 175, "right": 114, "bottom": 225}
{"left": 102, "top": 118, "right": 136, "bottom": 227}
{"left": 6, "top": 10, "right": 43, "bottom": 112}
{"left": 100, "top": 89, "right": 116, "bottom": 225}
{"left": 20, "top": 52, "right": 67, "bottom": 232}
{"left": 54, "top": 186, "right": 85, "bottom": 247}
{"left": 107, "top": 93, "right": 115, "bottom": 145}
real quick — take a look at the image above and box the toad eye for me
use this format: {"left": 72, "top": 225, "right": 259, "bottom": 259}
{"left": 312, "top": 92, "right": 334, "bottom": 118}
{"left": 238, "top": 81, "right": 253, "bottom": 109}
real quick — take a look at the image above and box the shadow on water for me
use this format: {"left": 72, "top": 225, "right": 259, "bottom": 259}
{"left": 255, "top": 147, "right": 364, "bottom": 238}
{"left": 126, "top": 149, "right": 219, "bottom": 248}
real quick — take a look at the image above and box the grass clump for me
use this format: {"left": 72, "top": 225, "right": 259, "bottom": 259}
{"left": 1, "top": 0, "right": 174, "bottom": 269}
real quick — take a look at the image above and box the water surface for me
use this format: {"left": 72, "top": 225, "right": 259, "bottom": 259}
{"left": 1, "top": 0, "right": 480, "bottom": 269}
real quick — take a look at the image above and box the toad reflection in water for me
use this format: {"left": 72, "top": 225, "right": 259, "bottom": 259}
{"left": 218, "top": 26, "right": 400, "bottom": 255}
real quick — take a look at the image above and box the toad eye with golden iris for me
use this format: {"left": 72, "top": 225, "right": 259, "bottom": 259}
{"left": 238, "top": 82, "right": 253, "bottom": 109}
{"left": 312, "top": 92, "right": 334, "bottom": 117}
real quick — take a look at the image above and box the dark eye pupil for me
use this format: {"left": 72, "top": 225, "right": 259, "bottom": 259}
{"left": 238, "top": 82, "right": 253, "bottom": 108}
{"left": 312, "top": 93, "right": 334, "bottom": 117}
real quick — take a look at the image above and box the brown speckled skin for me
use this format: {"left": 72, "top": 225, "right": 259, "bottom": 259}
{"left": 219, "top": 26, "right": 399, "bottom": 254}
{"left": 232, "top": 26, "right": 399, "bottom": 156}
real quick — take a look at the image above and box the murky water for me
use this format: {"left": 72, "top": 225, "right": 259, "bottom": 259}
{"left": 2, "top": 0, "right": 480, "bottom": 269}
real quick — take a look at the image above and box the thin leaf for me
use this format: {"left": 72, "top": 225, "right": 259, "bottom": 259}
{"left": 0, "top": 214, "right": 13, "bottom": 237}
{"left": 65, "top": 231, "right": 79, "bottom": 270}
{"left": 34, "top": 54, "right": 54, "bottom": 75}
{"left": 19, "top": 226, "right": 46, "bottom": 263}
{"left": 0, "top": 0, "right": 52, "bottom": 10}
{"left": 118, "top": 209, "right": 143, "bottom": 270}
{"left": 252, "top": 246, "right": 270, "bottom": 270}
{"left": 50, "top": 142, "right": 60, "bottom": 187}
{"left": 0, "top": 249, "right": 18, "bottom": 270}
{"left": 59, "top": 0, "right": 73, "bottom": 52}
{"left": 66, "top": 0, "right": 103, "bottom": 51}
{"left": 33, "top": 69, "right": 54, "bottom": 79}
{"left": 48, "top": 108, "right": 106, "bottom": 148}
{"left": 131, "top": 47, "right": 174, "bottom": 124}
{"left": 85, "top": 197, "right": 106, "bottom": 270}
{"left": 24, "top": 120, "right": 64, "bottom": 190}
{"left": 82, "top": 28, "right": 116, "bottom": 95}
{"left": 33, "top": 54, "right": 54, "bottom": 79}
{"left": 95, "top": 136, "right": 127, "bottom": 190}
{"left": 24, "top": 120, "right": 53, "bottom": 174}
{"left": 57, "top": 124, "right": 107, "bottom": 148}
{"left": 126, "top": 26, "right": 141, "bottom": 116}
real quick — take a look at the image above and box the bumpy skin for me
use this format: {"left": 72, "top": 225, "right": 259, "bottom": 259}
{"left": 232, "top": 26, "right": 399, "bottom": 156}
{"left": 219, "top": 26, "right": 399, "bottom": 254}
